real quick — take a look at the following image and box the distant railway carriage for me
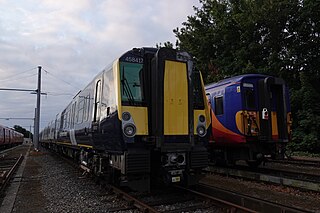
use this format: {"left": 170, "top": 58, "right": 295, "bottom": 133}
{"left": 205, "top": 74, "right": 292, "bottom": 167}
{"left": 0, "top": 124, "right": 24, "bottom": 150}
{"left": 40, "top": 47, "right": 211, "bottom": 191}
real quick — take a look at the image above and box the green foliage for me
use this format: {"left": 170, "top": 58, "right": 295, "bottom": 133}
{"left": 174, "top": 0, "right": 320, "bottom": 153}
{"left": 290, "top": 72, "right": 320, "bottom": 152}
{"left": 156, "top": 41, "right": 174, "bottom": 49}
{"left": 13, "top": 125, "right": 33, "bottom": 139}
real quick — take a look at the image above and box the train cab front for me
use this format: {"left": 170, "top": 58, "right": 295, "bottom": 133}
{"left": 110, "top": 47, "right": 209, "bottom": 191}
{"left": 238, "top": 76, "right": 292, "bottom": 161}
{"left": 149, "top": 48, "right": 210, "bottom": 186}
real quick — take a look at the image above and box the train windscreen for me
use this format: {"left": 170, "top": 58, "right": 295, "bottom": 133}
{"left": 120, "top": 62, "right": 144, "bottom": 105}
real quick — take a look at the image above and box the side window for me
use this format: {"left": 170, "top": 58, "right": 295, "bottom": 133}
{"left": 66, "top": 112, "right": 69, "bottom": 128}
{"left": 193, "top": 71, "right": 205, "bottom": 109}
{"left": 94, "top": 80, "right": 102, "bottom": 122}
{"left": 215, "top": 96, "right": 224, "bottom": 115}
{"left": 244, "top": 89, "right": 255, "bottom": 109}
{"left": 85, "top": 94, "right": 90, "bottom": 121}
{"left": 71, "top": 102, "right": 76, "bottom": 128}
{"left": 77, "top": 99, "right": 85, "bottom": 124}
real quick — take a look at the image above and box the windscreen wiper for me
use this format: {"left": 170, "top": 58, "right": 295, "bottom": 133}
{"left": 121, "top": 67, "right": 135, "bottom": 105}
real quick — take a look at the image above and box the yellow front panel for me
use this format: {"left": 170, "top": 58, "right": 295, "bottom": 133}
{"left": 121, "top": 106, "right": 148, "bottom": 135}
{"left": 271, "top": 111, "right": 278, "bottom": 136}
{"left": 113, "top": 60, "right": 122, "bottom": 120}
{"left": 199, "top": 72, "right": 211, "bottom": 128}
{"left": 164, "top": 61, "right": 188, "bottom": 135}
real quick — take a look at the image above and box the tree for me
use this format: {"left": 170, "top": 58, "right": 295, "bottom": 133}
{"left": 14, "top": 125, "right": 33, "bottom": 139}
{"left": 156, "top": 41, "right": 174, "bottom": 49}
{"left": 174, "top": 0, "right": 320, "bottom": 152}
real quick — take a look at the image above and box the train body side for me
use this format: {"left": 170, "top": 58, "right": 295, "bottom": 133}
{"left": 0, "top": 124, "right": 24, "bottom": 150}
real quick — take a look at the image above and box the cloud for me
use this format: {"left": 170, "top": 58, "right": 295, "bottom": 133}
{"left": 0, "top": 0, "right": 200, "bottom": 130}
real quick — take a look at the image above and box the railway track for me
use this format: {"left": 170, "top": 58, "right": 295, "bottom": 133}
{"left": 105, "top": 182, "right": 310, "bottom": 212}
{"left": 206, "top": 164, "right": 320, "bottom": 192}
{"left": 193, "top": 183, "right": 310, "bottom": 213}
{"left": 0, "top": 144, "right": 31, "bottom": 199}
{"left": 46, "top": 147, "right": 261, "bottom": 212}
{"left": 43, "top": 146, "right": 317, "bottom": 212}
{"left": 0, "top": 155, "right": 24, "bottom": 195}
{"left": 105, "top": 183, "right": 258, "bottom": 212}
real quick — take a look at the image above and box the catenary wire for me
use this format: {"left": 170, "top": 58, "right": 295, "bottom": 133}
{"left": 43, "top": 69, "right": 81, "bottom": 90}
{"left": 0, "top": 67, "right": 37, "bottom": 82}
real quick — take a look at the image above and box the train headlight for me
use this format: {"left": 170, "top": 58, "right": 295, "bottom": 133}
{"left": 196, "top": 125, "right": 206, "bottom": 137}
{"left": 199, "top": 115, "right": 205, "bottom": 122}
{"left": 122, "top": 112, "right": 131, "bottom": 121}
{"left": 123, "top": 124, "right": 136, "bottom": 137}
{"left": 176, "top": 154, "right": 185, "bottom": 165}
{"left": 169, "top": 155, "right": 177, "bottom": 164}
{"left": 166, "top": 153, "right": 186, "bottom": 166}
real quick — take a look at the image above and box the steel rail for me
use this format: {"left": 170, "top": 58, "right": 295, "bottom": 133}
{"left": 108, "top": 185, "right": 159, "bottom": 213}
{"left": 174, "top": 185, "right": 258, "bottom": 213}
{"left": 0, "top": 154, "right": 24, "bottom": 194}
{"left": 194, "top": 183, "right": 310, "bottom": 213}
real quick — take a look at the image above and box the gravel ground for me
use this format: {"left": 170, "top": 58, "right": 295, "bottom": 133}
{"left": 10, "top": 147, "right": 320, "bottom": 212}
{"left": 11, "top": 148, "right": 223, "bottom": 213}
{"left": 12, "top": 149, "right": 130, "bottom": 213}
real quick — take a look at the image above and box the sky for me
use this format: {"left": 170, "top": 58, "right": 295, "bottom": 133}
{"left": 0, "top": 0, "right": 201, "bottom": 133}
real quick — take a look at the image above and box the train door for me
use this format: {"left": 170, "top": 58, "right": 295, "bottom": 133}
{"left": 270, "top": 83, "right": 288, "bottom": 142}
{"left": 151, "top": 48, "right": 192, "bottom": 149}
{"left": 70, "top": 102, "right": 77, "bottom": 145}
{"left": 242, "top": 83, "right": 259, "bottom": 137}
{"left": 93, "top": 79, "right": 102, "bottom": 131}
{"left": 0, "top": 127, "right": 3, "bottom": 145}
{"left": 258, "top": 77, "right": 288, "bottom": 143}
{"left": 54, "top": 114, "right": 60, "bottom": 140}
{"left": 163, "top": 60, "right": 189, "bottom": 136}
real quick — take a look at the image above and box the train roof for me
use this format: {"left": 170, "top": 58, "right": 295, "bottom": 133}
{"left": 119, "top": 47, "right": 158, "bottom": 62}
{"left": 205, "top": 73, "right": 270, "bottom": 90}
{"left": 0, "top": 124, "right": 24, "bottom": 135}
{"left": 0, "top": 124, "right": 12, "bottom": 130}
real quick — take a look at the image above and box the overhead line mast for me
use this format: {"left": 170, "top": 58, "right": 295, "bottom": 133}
{"left": 34, "top": 66, "right": 42, "bottom": 150}
{"left": 0, "top": 66, "right": 43, "bottom": 150}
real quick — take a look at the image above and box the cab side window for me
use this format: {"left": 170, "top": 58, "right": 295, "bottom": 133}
{"left": 215, "top": 96, "right": 224, "bottom": 115}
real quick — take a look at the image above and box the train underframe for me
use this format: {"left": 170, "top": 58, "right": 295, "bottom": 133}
{"left": 208, "top": 141, "right": 287, "bottom": 167}
{"left": 41, "top": 142, "right": 207, "bottom": 192}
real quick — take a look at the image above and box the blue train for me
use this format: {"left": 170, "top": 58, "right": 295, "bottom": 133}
{"left": 205, "top": 74, "right": 292, "bottom": 167}
{"left": 40, "top": 47, "right": 211, "bottom": 191}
